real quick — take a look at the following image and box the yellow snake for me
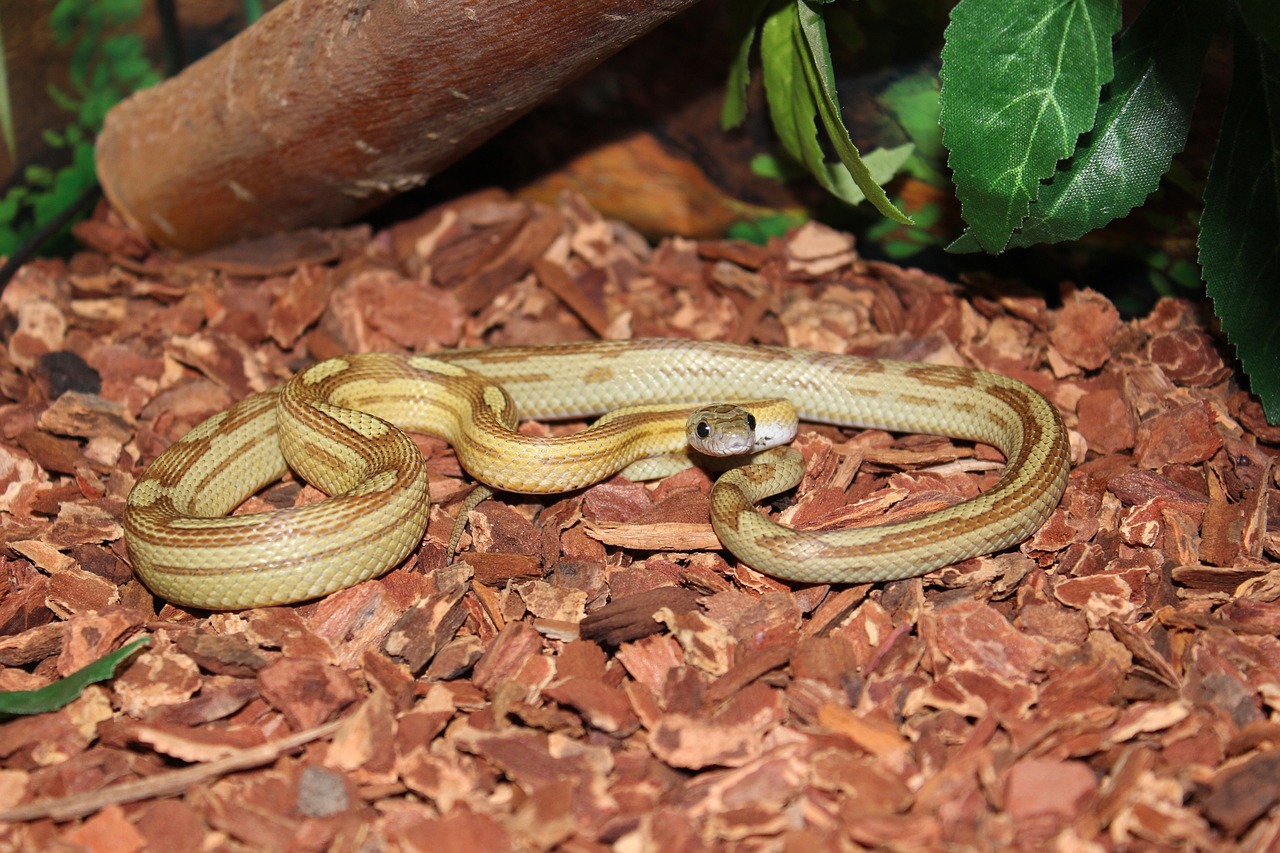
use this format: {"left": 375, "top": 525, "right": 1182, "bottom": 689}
{"left": 124, "top": 339, "right": 1070, "bottom": 609}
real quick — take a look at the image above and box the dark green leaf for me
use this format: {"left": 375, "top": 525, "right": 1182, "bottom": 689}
{"left": 46, "top": 82, "right": 79, "bottom": 113}
{"left": 0, "top": 638, "right": 149, "bottom": 717}
{"left": 738, "top": 1, "right": 911, "bottom": 217}
{"left": 49, "top": 0, "right": 81, "bottom": 43}
{"left": 762, "top": 3, "right": 828, "bottom": 178}
{"left": 104, "top": 0, "right": 147, "bottom": 27}
{"left": 824, "top": 3, "right": 866, "bottom": 54}
{"left": 940, "top": 0, "right": 1122, "bottom": 252}
{"left": 1004, "top": 0, "right": 1221, "bottom": 247}
{"left": 33, "top": 163, "right": 94, "bottom": 227}
{"left": 0, "top": 186, "right": 29, "bottom": 223}
{"left": 760, "top": 3, "right": 911, "bottom": 212}
{"left": 750, "top": 153, "right": 795, "bottom": 180}
{"left": 761, "top": 3, "right": 839, "bottom": 190}
{"left": 796, "top": 1, "right": 911, "bottom": 223}
{"left": 1198, "top": 29, "right": 1280, "bottom": 423}
{"left": 25, "top": 164, "right": 54, "bottom": 188}
{"left": 79, "top": 89, "right": 118, "bottom": 128}
{"left": 945, "top": 230, "right": 981, "bottom": 253}
{"left": 723, "top": 0, "right": 772, "bottom": 130}
{"left": 728, "top": 210, "right": 810, "bottom": 244}
{"left": 878, "top": 71, "right": 945, "bottom": 185}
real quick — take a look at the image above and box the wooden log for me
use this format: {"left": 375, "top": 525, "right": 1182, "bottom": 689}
{"left": 94, "top": 0, "right": 701, "bottom": 253}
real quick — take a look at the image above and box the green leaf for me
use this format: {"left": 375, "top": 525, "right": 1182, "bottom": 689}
{"left": 25, "top": 164, "right": 54, "bottom": 188}
{"left": 760, "top": 2, "right": 910, "bottom": 219}
{"left": 761, "top": 4, "right": 832, "bottom": 185}
{"left": 0, "top": 231, "right": 21, "bottom": 258}
{"left": 49, "top": 0, "right": 83, "bottom": 44}
{"left": 723, "top": 0, "right": 772, "bottom": 130}
{"left": 112, "top": 51, "right": 158, "bottom": 89}
{"left": 878, "top": 71, "right": 945, "bottom": 185}
{"left": 0, "top": 638, "right": 149, "bottom": 717}
{"left": 78, "top": 88, "right": 119, "bottom": 128}
{"left": 47, "top": 82, "right": 80, "bottom": 113}
{"left": 835, "top": 143, "right": 916, "bottom": 203}
{"left": 750, "top": 152, "right": 793, "bottom": 180}
{"left": 727, "top": 1, "right": 910, "bottom": 220}
{"left": 823, "top": 2, "right": 866, "bottom": 55}
{"left": 1002, "top": 0, "right": 1221, "bottom": 248}
{"left": 795, "top": 1, "right": 911, "bottom": 223}
{"left": 103, "top": 0, "right": 147, "bottom": 27}
{"left": 1239, "top": 0, "right": 1280, "bottom": 52}
{"left": 945, "top": 229, "right": 981, "bottom": 254}
{"left": 0, "top": 185, "right": 29, "bottom": 223}
{"left": 1198, "top": 29, "right": 1280, "bottom": 423}
{"left": 940, "top": 0, "right": 1122, "bottom": 252}
{"left": 728, "top": 210, "right": 810, "bottom": 244}
{"left": 32, "top": 160, "right": 95, "bottom": 228}
{"left": 2, "top": 0, "right": 155, "bottom": 264}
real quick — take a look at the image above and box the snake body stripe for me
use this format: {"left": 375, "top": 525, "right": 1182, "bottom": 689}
{"left": 125, "top": 339, "right": 1070, "bottom": 609}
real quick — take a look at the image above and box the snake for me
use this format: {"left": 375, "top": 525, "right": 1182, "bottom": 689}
{"left": 124, "top": 338, "right": 1071, "bottom": 609}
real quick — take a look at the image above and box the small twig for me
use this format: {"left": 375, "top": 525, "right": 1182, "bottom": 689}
{"left": 0, "top": 719, "right": 342, "bottom": 823}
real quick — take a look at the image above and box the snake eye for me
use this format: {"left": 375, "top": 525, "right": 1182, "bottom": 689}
{"left": 746, "top": 413, "right": 757, "bottom": 431}
{"left": 696, "top": 421, "right": 711, "bottom": 438}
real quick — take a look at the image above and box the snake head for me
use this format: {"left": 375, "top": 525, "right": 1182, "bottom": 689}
{"left": 686, "top": 400, "right": 798, "bottom": 457}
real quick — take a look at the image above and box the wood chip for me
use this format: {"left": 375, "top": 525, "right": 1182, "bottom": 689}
{"left": 1, "top": 189, "right": 1275, "bottom": 850}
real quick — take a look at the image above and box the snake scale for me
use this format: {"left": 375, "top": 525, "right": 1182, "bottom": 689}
{"left": 124, "top": 339, "right": 1071, "bottom": 609}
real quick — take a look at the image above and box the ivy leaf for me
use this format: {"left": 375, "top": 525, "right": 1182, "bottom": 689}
{"left": 0, "top": 638, "right": 149, "bottom": 717}
{"left": 940, "top": 0, "right": 1122, "bottom": 252}
{"left": 1002, "top": 0, "right": 1221, "bottom": 248}
{"left": 1198, "top": 29, "right": 1280, "bottom": 423}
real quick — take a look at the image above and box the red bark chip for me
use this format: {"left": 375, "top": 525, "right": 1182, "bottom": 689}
{"left": 1, "top": 191, "right": 1276, "bottom": 850}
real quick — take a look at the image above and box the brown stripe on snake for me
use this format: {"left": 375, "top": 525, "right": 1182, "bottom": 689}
{"left": 454, "top": 405, "right": 722, "bottom": 489}
{"left": 821, "top": 355, "right": 889, "bottom": 377}
{"left": 902, "top": 364, "right": 980, "bottom": 388}
{"left": 132, "top": 498, "right": 420, "bottom": 580}
{"left": 125, "top": 339, "right": 1071, "bottom": 608}
{"left": 129, "top": 394, "right": 284, "bottom": 505}
{"left": 893, "top": 393, "right": 945, "bottom": 410}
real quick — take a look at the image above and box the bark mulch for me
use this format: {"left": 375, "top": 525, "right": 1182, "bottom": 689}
{"left": 1, "top": 190, "right": 1278, "bottom": 850}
